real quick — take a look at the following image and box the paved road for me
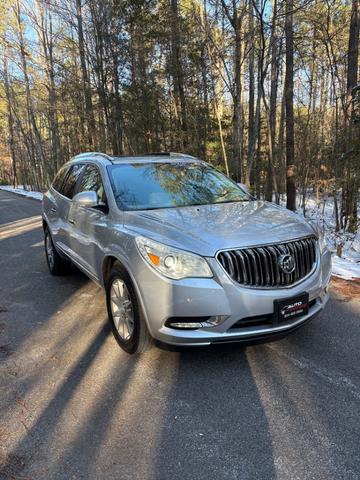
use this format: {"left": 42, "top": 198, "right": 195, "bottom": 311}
{"left": 0, "top": 190, "right": 359, "bottom": 480}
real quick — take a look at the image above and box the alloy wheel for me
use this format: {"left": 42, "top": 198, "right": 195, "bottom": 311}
{"left": 110, "top": 278, "right": 135, "bottom": 340}
{"left": 45, "top": 233, "right": 55, "bottom": 270}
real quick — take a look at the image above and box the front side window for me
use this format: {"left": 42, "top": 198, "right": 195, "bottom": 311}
{"left": 52, "top": 165, "right": 69, "bottom": 193}
{"left": 77, "top": 165, "right": 106, "bottom": 203}
{"left": 61, "top": 164, "right": 85, "bottom": 199}
{"left": 107, "top": 162, "right": 251, "bottom": 211}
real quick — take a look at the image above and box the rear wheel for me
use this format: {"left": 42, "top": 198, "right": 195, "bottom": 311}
{"left": 44, "top": 228, "right": 71, "bottom": 275}
{"left": 106, "top": 262, "right": 152, "bottom": 354}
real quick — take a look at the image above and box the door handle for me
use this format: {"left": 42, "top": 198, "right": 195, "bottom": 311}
{"left": 50, "top": 207, "right": 57, "bottom": 214}
{"left": 68, "top": 218, "right": 76, "bottom": 225}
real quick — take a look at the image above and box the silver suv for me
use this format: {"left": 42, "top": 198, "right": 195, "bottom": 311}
{"left": 42, "top": 152, "right": 331, "bottom": 353}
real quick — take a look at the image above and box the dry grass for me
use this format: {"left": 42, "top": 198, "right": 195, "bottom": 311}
{"left": 330, "top": 276, "right": 360, "bottom": 302}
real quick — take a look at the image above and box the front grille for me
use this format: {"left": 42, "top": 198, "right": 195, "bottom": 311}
{"left": 217, "top": 236, "right": 317, "bottom": 288}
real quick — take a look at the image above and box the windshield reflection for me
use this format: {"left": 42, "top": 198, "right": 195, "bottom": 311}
{"left": 108, "top": 162, "right": 250, "bottom": 211}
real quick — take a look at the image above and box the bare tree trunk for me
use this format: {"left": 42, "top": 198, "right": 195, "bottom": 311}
{"left": 278, "top": 61, "right": 286, "bottom": 191}
{"left": 346, "top": 0, "right": 359, "bottom": 120}
{"left": 285, "top": 0, "right": 296, "bottom": 211}
{"left": 14, "top": 0, "right": 45, "bottom": 189}
{"left": 199, "top": 0, "right": 210, "bottom": 160}
{"left": 265, "top": 0, "right": 279, "bottom": 203}
{"left": 2, "top": 50, "right": 17, "bottom": 187}
{"left": 246, "top": 0, "right": 255, "bottom": 186}
{"left": 108, "top": 17, "right": 124, "bottom": 155}
{"left": 76, "top": 0, "right": 96, "bottom": 148}
{"left": 346, "top": 0, "right": 359, "bottom": 232}
{"left": 37, "top": 0, "right": 62, "bottom": 176}
{"left": 170, "top": 0, "right": 187, "bottom": 149}
{"left": 250, "top": 59, "right": 262, "bottom": 192}
{"left": 215, "top": 98, "right": 229, "bottom": 176}
{"left": 231, "top": 2, "right": 243, "bottom": 181}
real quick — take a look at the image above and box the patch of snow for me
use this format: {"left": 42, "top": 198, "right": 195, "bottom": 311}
{"left": 0, "top": 185, "right": 43, "bottom": 201}
{"left": 279, "top": 191, "right": 360, "bottom": 281}
{"left": 331, "top": 256, "right": 360, "bottom": 281}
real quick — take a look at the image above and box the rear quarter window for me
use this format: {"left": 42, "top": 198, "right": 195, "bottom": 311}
{"left": 52, "top": 166, "right": 69, "bottom": 193}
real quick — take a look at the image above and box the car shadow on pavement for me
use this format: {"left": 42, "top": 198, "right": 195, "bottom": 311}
{"left": 152, "top": 345, "right": 277, "bottom": 480}
{"left": 45, "top": 345, "right": 277, "bottom": 480}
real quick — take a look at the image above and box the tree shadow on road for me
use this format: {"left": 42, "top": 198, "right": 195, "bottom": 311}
{"left": 152, "top": 345, "right": 277, "bottom": 480}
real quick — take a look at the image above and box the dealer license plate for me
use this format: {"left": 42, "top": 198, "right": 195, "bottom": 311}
{"left": 274, "top": 292, "right": 309, "bottom": 323}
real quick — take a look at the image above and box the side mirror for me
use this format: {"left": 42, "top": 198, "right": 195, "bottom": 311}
{"left": 72, "top": 191, "right": 98, "bottom": 208}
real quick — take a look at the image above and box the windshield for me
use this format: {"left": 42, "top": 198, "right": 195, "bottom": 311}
{"left": 107, "top": 162, "right": 251, "bottom": 211}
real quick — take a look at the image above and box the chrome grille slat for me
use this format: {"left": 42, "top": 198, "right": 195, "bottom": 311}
{"left": 258, "top": 248, "right": 270, "bottom": 285}
{"left": 268, "top": 246, "right": 281, "bottom": 285}
{"left": 242, "top": 249, "right": 253, "bottom": 285}
{"left": 229, "top": 251, "right": 240, "bottom": 283}
{"left": 288, "top": 242, "right": 299, "bottom": 281}
{"left": 217, "top": 236, "right": 317, "bottom": 288}
{"left": 234, "top": 250, "right": 247, "bottom": 284}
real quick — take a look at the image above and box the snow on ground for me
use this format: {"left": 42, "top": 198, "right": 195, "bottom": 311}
{"left": 331, "top": 256, "right": 360, "bottom": 281}
{"left": 1, "top": 185, "right": 359, "bottom": 280}
{"left": 281, "top": 192, "right": 360, "bottom": 280}
{"left": 0, "top": 185, "right": 43, "bottom": 201}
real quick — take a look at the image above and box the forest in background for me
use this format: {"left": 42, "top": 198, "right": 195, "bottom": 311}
{"left": 0, "top": 0, "right": 359, "bottom": 230}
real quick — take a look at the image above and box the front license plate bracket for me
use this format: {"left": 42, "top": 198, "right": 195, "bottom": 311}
{"left": 273, "top": 292, "right": 309, "bottom": 324}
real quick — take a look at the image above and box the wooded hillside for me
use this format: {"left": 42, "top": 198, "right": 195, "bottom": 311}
{"left": 0, "top": 0, "right": 359, "bottom": 228}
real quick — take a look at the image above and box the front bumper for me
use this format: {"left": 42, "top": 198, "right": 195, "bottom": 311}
{"left": 133, "top": 248, "right": 332, "bottom": 346}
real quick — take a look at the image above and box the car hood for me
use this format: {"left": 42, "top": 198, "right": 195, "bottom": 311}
{"left": 124, "top": 200, "right": 315, "bottom": 257}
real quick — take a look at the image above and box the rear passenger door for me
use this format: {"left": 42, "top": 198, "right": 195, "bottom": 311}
{"left": 45, "top": 165, "right": 69, "bottom": 243}
{"left": 54, "top": 163, "right": 85, "bottom": 254}
{"left": 67, "top": 164, "right": 108, "bottom": 280}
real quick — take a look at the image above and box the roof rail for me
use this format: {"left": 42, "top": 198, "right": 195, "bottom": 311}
{"left": 142, "top": 152, "right": 171, "bottom": 156}
{"left": 169, "top": 152, "right": 197, "bottom": 159}
{"left": 74, "top": 152, "right": 114, "bottom": 163}
{"left": 112, "top": 152, "right": 197, "bottom": 159}
{"left": 74, "top": 151, "right": 199, "bottom": 163}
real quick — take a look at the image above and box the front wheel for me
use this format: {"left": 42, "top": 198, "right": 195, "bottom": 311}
{"left": 106, "top": 262, "right": 152, "bottom": 354}
{"left": 44, "top": 228, "right": 71, "bottom": 275}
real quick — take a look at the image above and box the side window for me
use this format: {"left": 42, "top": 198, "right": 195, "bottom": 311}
{"left": 61, "top": 164, "right": 85, "bottom": 199}
{"left": 77, "top": 165, "right": 106, "bottom": 203}
{"left": 52, "top": 166, "right": 68, "bottom": 193}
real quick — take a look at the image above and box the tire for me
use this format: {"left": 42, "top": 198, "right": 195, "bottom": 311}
{"left": 44, "top": 227, "right": 71, "bottom": 276}
{"left": 106, "top": 261, "right": 152, "bottom": 354}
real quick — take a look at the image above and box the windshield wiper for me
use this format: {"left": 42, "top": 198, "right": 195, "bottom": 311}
{"left": 215, "top": 198, "right": 250, "bottom": 204}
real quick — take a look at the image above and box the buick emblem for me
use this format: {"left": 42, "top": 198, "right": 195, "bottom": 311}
{"left": 278, "top": 254, "right": 296, "bottom": 274}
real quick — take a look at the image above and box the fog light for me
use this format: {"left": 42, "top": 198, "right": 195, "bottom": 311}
{"left": 203, "top": 315, "right": 228, "bottom": 326}
{"left": 168, "top": 322, "right": 202, "bottom": 330}
{"left": 165, "top": 315, "right": 229, "bottom": 330}
{"left": 165, "top": 316, "right": 211, "bottom": 330}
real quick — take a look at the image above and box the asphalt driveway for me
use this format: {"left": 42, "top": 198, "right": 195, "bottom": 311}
{"left": 0, "top": 189, "right": 359, "bottom": 480}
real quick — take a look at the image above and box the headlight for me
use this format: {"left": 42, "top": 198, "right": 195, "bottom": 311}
{"left": 135, "top": 236, "right": 213, "bottom": 280}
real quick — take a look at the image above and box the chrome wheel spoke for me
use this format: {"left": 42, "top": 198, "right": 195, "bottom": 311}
{"left": 110, "top": 279, "right": 134, "bottom": 341}
{"left": 46, "top": 235, "right": 54, "bottom": 268}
